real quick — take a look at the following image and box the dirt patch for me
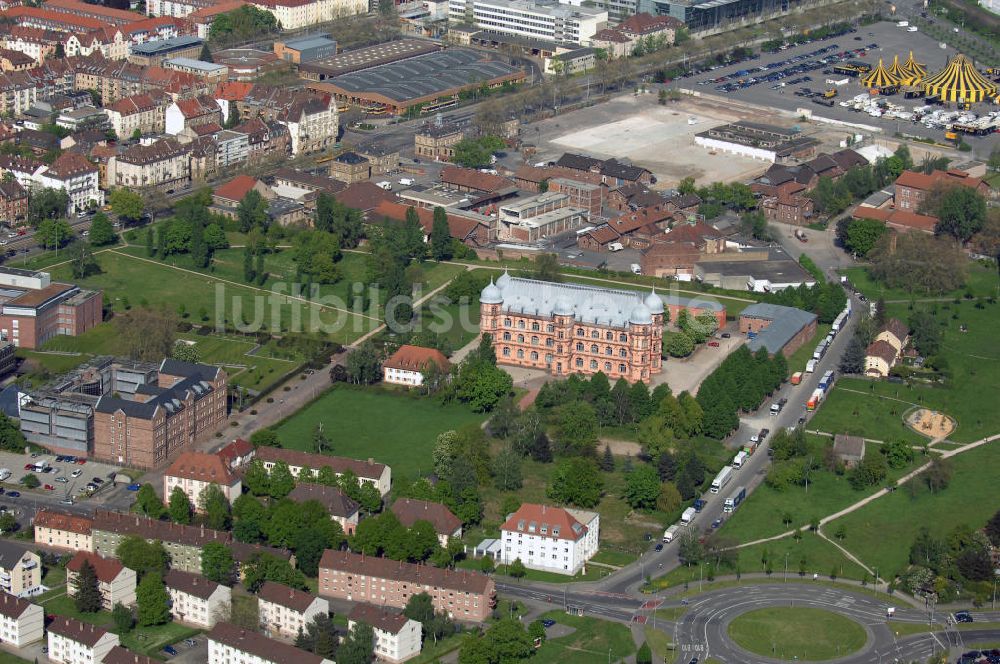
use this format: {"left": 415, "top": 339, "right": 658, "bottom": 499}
{"left": 905, "top": 408, "right": 956, "bottom": 440}
{"left": 600, "top": 438, "right": 642, "bottom": 456}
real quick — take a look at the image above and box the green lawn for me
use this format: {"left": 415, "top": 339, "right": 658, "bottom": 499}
{"left": 41, "top": 324, "right": 121, "bottom": 356}
{"left": 830, "top": 440, "right": 1000, "bottom": 578}
{"left": 175, "top": 332, "right": 299, "bottom": 393}
{"left": 274, "top": 386, "right": 486, "bottom": 473}
{"left": 0, "top": 652, "right": 29, "bottom": 664}
{"left": 40, "top": 594, "right": 112, "bottom": 625}
{"left": 121, "top": 622, "right": 202, "bottom": 657}
{"left": 643, "top": 625, "right": 673, "bottom": 663}
{"left": 808, "top": 379, "right": 930, "bottom": 445}
{"left": 533, "top": 610, "right": 636, "bottom": 664}
{"left": 15, "top": 350, "right": 89, "bottom": 386}
{"left": 785, "top": 323, "right": 831, "bottom": 375}
{"left": 727, "top": 607, "right": 867, "bottom": 661}
{"left": 839, "top": 261, "right": 999, "bottom": 302}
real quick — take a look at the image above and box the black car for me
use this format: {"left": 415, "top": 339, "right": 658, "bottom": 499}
{"left": 542, "top": 619, "right": 556, "bottom": 628}
{"left": 92, "top": 477, "right": 104, "bottom": 484}
{"left": 655, "top": 543, "right": 663, "bottom": 551}
{"left": 721, "top": 332, "right": 731, "bottom": 338}
{"left": 955, "top": 611, "right": 974, "bottom": 623}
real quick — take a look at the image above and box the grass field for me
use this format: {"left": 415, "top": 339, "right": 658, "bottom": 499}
{"left": 786, "top": 323, "right": 831, "bottom": 375}
{"left": 274, "top": 387, "right": 486, "bottom": 472}
{"left": 840, "top": 261, "right": 999, "bottom": 302}
{"left": 808, "top": 379, "right": 930, "bottom": 445}
{"left": 534, "top": 610, "right": 635, "bottom": 664}
{"left": 830, "top": 440, "right": 1000, "bottom": 578}
{"left": 15, "top": 350, "right": 90, "bottom": 385}
{"left": 727, "top": 607, "right": 867, "bottom": 660}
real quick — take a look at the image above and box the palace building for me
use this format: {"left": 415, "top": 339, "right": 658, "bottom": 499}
{"left": 479, "top": 273, "right": 665, "bottom": 382}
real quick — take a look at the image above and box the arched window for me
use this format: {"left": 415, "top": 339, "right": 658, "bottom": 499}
{"left": 517, "top": 320, "right": 525, "bottom": 329}
{"left": 576, "top": 329, "right": 584, "bottom": 337}
{"left": 605, "top": 346, "right": 613, "bottom": 356}
{"left": 620, "top": 333, "right": 627, "bottom": 342}
{"left": 576, "top": 343, "right": 584, "bottom": 351}
{"left": 590, "top": 344, "right": 598, "bottom": 353}
{"left": 531, "top": 322, "right": 539, "bottom": 331}
{"left": 502, "top": 332, "right": 511, "bottom": 341}
{"left": 606, "top": 331, "right": 613, "bottom": 340}
{"left": 531, "top": 336, "right": 539, "bottom": 345}
{"left": 576, "top": 358, "right": 583, "bottom": 367}
{"left": 604, "top": 362, "right": 611, "bottom": 371}
{"left": 517, "top": 334, "right": 524, "bottom": 343}
{"left": 545, "top": 354, "right": 553, "bottom": 363}
{"left": 546, "top": 338, "right": 554, "bottom": 347}
{"left": 591, "top": 330, "right": 599, "bottom": 339}
{"left": 546, "top": 325, "right": 554, "bottom": 333}
{"left": 516, "top": 349, "right": 524, "bottom": 359}
{"left": 619, "top": 348, "right": 627, "bottom": 357}
{"left": 504, "top": 318, "right": 511, "bottom": 327}
{"left": 589, "top": 360, "right": 598, "bottom": 369}
{"left": 619, "top": 363, "right": 626, "bottom": 373}
{"left": 530, "top": 351, "right": 538, "bottom": 361}
{"left": 502, "top": 347, "right": 510, "bottom": 356}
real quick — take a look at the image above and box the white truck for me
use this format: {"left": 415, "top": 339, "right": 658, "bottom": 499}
{"left": 680, "top": 507, "right": 696, "bottom": 526}
{"left": 398, "top": 178, "right": 414, "bottom": 186}
{"left": 732, "top": 450, "right": 747, "bottom": 469}
{"left": 0, "top": 468, "right": 9, "bottom": 482}
{"left": 806, "top": 359, "right": 818, "bottom": 373}
{"left": 711, "top": 466, "right": 733, "bottom": 494}
{"left": 663, "top": 525, "right": 680, "bottom": 542}
{"left": 376, "top": 181, "right": 392, "bottom": 190}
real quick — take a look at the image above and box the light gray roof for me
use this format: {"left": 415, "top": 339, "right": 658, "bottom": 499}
{"left": 743, "top": 303, "right": 817, "bottom": 354}
{"left": 283, "top": 36, "right": 336, "bottom": 51}
{"left": 0, "top": 541, "right": 31, "bottom": 569}
{"left": 484, "top": 275, "right": 663, "bottom": 329}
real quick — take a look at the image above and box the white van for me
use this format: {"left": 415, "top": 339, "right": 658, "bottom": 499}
{"left": 630, "top": 263, "right": 642, "bottom": 275}
{"left": 608, "top": 242, "right": 624, "bottom": 252}
{"left": 663, "top": 525, "right": 679, "bottom": 543}
{"left": 398, "top": 178, "right": 414, "bottom": 186}
{"left": 376, "top": 181, "right": 392, "bottom": 191}
{"left": 805, "top": 359, "right": 818, "bottom": 373}
{"left": 0, "top": 469, "right": 10, "bottom": 482}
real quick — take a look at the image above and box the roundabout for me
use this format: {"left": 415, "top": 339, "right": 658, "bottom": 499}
{"left": 726, "top": 606, "right": 867, "bottom": 661}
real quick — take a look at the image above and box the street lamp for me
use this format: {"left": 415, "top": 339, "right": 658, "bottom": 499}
{"left": 784, "top": 553, "right": 789, "bottom": 582}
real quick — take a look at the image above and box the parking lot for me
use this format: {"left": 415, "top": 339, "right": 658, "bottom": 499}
{"left": 0, "top": 450, "right": 124, "bottom": 506}
{"left": 684, "top": 21, "right": 1000, "bottom": 156}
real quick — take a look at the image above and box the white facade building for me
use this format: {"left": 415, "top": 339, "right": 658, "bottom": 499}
{"left": 257, "top": 581, "right": 328, "bottom": 639}
{"left": 449, "top": 0, "right": 607, "bottom": 44}
{"left": 208, "top": 622, "right": 334, "bottom": 664}
{"left": 33, "top": 153, "right": 104, "bottom": 214}
{"left": 0, "top": 593, "right": 43, "bottom": 647}
{"left": 47, "top": 617, "right": 119, "bottom": 664}
{"left": 164, "top": 569, "right": 232, "bottom": 629}
{"left": 499, "top": 503, "right": 599, "bottom": 575}
{"left": 249, "top": 0, "right": 369, "bottom": 30}
{"left": 349, "top": 604, "right": 422, "bottom": 663}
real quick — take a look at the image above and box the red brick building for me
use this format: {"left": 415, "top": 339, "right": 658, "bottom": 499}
{"left": 894, "top": 169, "right": 990, "bottom": 211}
{"left": 761, "top": 192, "right": 815, "bottom": 226}
{"left": 0, "top": 267, "right": 101, "bottom": 349}
{"left": 0, "top": 181, "right": 28, "bottom": 225}
{"left": 93, "top": 359, "right": 227, "bottom": 469}
{"left": 739, "top": 303, "right": 817, "bottom": 358}
{"left": 318, "top": 549, "right": 494, "bottom": 622}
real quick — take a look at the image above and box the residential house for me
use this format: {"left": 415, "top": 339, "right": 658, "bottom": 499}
{"left": 91, "top": 511, "right": 231, "bottom": 574}
{"left": 33, "top": 510, "right": 94, "bottom": 552}
{"left": 286, "top": 483, "right": 360, "bottom": 535}
{"left": 590, "top": 13, "right": 682, "bottom": 57}
{"left": 328, "top": 151, "right": 370, "bottom": 184}
{"left": 208, "top": 622, "right": 335, "bottom": 664}
{"left": 278, "top": 92, "right": 337, "bottom": 156}
{"left": 104, "top": 92, "right": 169, "bottom": 139}
{"left": 46, "top": 617, "right": 119, "bottom": 664}
{"left": 234, "top": 118, "right": 289, "bottom": 164}
{"left": 0, "top": 592, "right": 43, "bottom": 647}
{"left": 103, "top": 646, "right": 163, "bottom": 664}
{"left": 319, "top": 550, "right": 495, "bottom": 622}
{"left": 499, "top": 503, "right": 599, "bottom": 575}
{"left": 0, "top": 180, "right": 28, "bottom": 225}
{"left": 216, "top": 438, "right": 255, "bottom": 470}
{"left": 382, "top": 345, "right": 450, "bottom": 387}
{"left": 372, "top": 200, "right": 493, "bottom": 249}
{"left": 876, "top": 318, "right": 909, "bottom": 353}
{"left": 257, "top": 581, "right": 328, "bottom": 639}
{"left": 164, "top": 569, "right": 231, "bottom": 628}
{"left": 229, "top": 543, "right": 296, "bottom": 584}
{"left": 391, "top": 498, "right": 462, "bottom": 547}
{"left": 255, "top": 447, "right": 391, "bottom": 496}
{"left": 92, "top": 359, "right": 227, "bottom": 469}
{"left": 577, "top": 203, "right": 672, "bottom": 252}
{"left": 0, "top": 542, "right": 42, "bottom": 598}
{"left": 163, "top": 451, "right": 242, "bottom": 509}
{"left": 165, "top": 95, "right": 221, "bottom": 136}
{"left": 34, "top": 152, "right": 103, "bottom": 214}
{"left": 0, "top": 49, "right": 36, "bottom": 72}
{"left": 760, "top": 192, "right": 814, "bottom": 226}
{"left": 66, "top": 552, "right": 136, "bottom": 611}
{"left": 348, "top": 603, "right": 421, "bottom": 663}
{"left": 832, "top": 434, "right": 866, "bottom": 468}
{"left": 249, "top": 0, "right": 368, "bottom": 30}
{"left": 894, "top": 169, "right": 990, "bottom": 212}
{"left": 865, "top": 339, "right": 898, "bottom": 378}
{"left": 215, "top": 129, "right": 250, "bottom": 168}
{"left": 210, "top": 175, "right": 274, "bottom": 219}
{"left": 272, "top": 168, "right": 346, "bottom": 199}
{"left": 107, "top": 137, "right": 191, "bottom": 190}
{"left": 356, "top": 143, "right": 400, "bottom": 178}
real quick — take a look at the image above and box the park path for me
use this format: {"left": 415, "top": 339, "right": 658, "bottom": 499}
{"left": 731, "top": 431, "right": 1000, "bottom": 553}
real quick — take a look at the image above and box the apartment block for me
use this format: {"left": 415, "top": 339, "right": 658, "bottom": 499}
{"left": 0, "top": 267, "right": 101, "bottom": 350}
{"left": 255, "top": 447, "right": 391, "bottom": 497}
{"left": 34, "top": 510, "right": 94, "bottom": 553}
{"left": 164, "top": 569, "right": 231, "bottom": 628}
{"left": 208, "top": 622, "right": 334, "bottom": 664}
{"left": 257, "top": 581, "right": 328, "bottom": 639}
{"left": 46, "top": 617, "right": 118, "bottom": 664}
{"left": 349, "top": 603, "right": 421, "bottom": 663}
{"left": 91, "top": 511, "right": 230, "bottom": 574}
{"left": 163, "top": 451, "right": 242, "bottom": 509}
{"left": 286, "top": 483, "right": 359, "bottom": 535}
{"left": 499, "top": 503, "right": 599, "bottom": 575}
{"left": 66, "top": 552, "right": 136, "bottom": 611}
{"left": 319, "top": 550, "right": 494, "bottom": 622}
{"left": 0, "top": 593, "right": 44, "bottom": 647}
{"left": 0, "top": 542, "right": 42, "bottom": 598}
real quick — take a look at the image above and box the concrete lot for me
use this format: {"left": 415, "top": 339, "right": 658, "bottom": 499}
{"left": 529, "top": 93, "right": 768, "bottom": 188}
{"left": 0, "top": 450, "right": 123, "bottom": 505}
{"left": 685, "top": 20, "right": 1000, "bottom": 157}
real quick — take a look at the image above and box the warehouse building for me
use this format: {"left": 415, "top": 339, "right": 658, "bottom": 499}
{"left": 274, "top": 34, "right": 337, "bottom": 63}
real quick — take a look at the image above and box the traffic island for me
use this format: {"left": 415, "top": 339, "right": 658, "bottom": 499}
{"left": 726, "top": 606, "right": 867, "bottom": 660}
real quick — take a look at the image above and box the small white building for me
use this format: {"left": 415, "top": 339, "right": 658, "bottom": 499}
{"left": 163, "top": 451, "right": 242, "bottom": 510}
{"left": 348, "top": 603, "right": 422, "bottom": 663}
{"left": 66, "top": 552, "right": 136, "bottom": 611}
{"left": 499, "top": 503, "right": 599, "bottom": 576}
{"left": 164, "top": 569, "right": 231, "bottom": 629}
{"left": 33, "top": 152, "right": 104, "bottom": 214}
{"left": 208, "top": 621, "right": 334, "bottom": 664}
{"left": 47, "top": 617, "right": 119, "bottom": 664}
{"left": 382, "top": 345, "right": 450, "bottom": 388}
{"left": 0, "top": 592, "right": 43, "bottom": 647}
{"left": 257, "top": 581, "right": 328, "bottom": 639}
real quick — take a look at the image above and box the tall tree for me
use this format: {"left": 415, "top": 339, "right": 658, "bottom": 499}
{"left": 136, "top": 572, "right": 171, "bottom": 626}
{"left": 168, "top": 486, "right": 192, "bottom": 524}
{"left": 199, "top": 483, "right": 232, "bottom": 530}
{"left": 430, "top": 206, "right": 453, "bottom": 260}
{"left": 201, "top": 541, "right": 235, "bottom": 585}
{"left": 73, "top": 559, "right": 103, "bottom": 613}
{"left": 88, "top": 212, "right": 117, "bottom": 246}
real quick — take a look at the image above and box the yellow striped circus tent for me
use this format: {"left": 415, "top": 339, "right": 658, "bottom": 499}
{"left": 900, "top": 50, "right": 926, "bottom": 84}
{"left": 923, "top": 54, "right": 997, "bottom": 103}
{"left": 861, "top": 58, "right": 900, "bottom": 89}
{"left": 887, "top": 55, "right": 907, "bottom": 81}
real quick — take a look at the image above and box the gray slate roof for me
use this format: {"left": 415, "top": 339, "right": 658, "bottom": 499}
{"left": 0, "top": 540, "right": 31, "bottom": 569}
{"left": 743, "top": 303, "right": 817, "bottom": 354}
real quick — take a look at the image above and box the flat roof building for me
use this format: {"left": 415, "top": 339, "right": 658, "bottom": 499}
{"left": 129, "top": 35, "right": 203, "bottom": 66}
{"left": 273, "top": 34, "right": 337, "bottom": 64}
{"left": 299, "top": 38, "right": 441, "bottom": 80}
{"left": 449, "top": 0, "right": 608, "bottom": 45}
{"left": 740, "top": 302, "right": 818, "bottom": 358}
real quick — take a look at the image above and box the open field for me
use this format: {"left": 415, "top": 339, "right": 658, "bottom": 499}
{"left": 534, "top": 610, "right": 636, "bottom": 664}
{"left": 274, "top": 387, "right": 486, "bottom": 472}
{"left": 840, "top": 262, "right": 999, "bottom": 302}
{"left": 727, "top": 607, "right": 867, "bottom": 661}
{"left": 786, "top": 323, "right": 831, "bottom": 375}
{"left": 536, "top": 94, "right": 770, "bottom": 188}
{"left": 830, "top": 440, "right": 1000, "bottom": 577}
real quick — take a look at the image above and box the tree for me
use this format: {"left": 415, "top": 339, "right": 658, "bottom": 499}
{"left": 202, "top": 541, "right": 235, "bottom": 585}
{"left": 199, "top": 483, "right": 232, "bottom": 530}
{"left": 168, "top": 486, "right": 192, "bottom": 524}
{"left": 600, "top": 444, "right": 615, "bottom": 471}
{"left": 20, "top": 474, "right": 39, "bottom": 489}
{"left": 36, "top": 218, "right": 73, "bottom": 250}
{"left": 880, "top": 439, "right": 914, "bottom": 469}
{"left": 933, "top": 186, "right": 987, "bottom": 242}
{"left": 844, "top": 218, "right": 886, "bottom": 256}
{"left": 430, "top": 206, "right": 453, "bottom": 260}
{"left": 27, "top": 187, "right": 69, "bottom": 224}
{"left": 533, "top": 253, "right": 561, "bottom": 283}
{"left": 529, "top": 432, "right": 552, "bottom": 463}
{"left": 115, "top": 537, "right": 168, "bottom": 578}
{"left": 850, "top": 452, "right": 887, "bottom": 489}
{"left": 338, "top": 621, "right": 375, "bottom": 664}
{"left": 136, "top": 483, "right": 166, "bottom": 519}
{"left": 677, "top": 529, "right": 704, "bottom": 565}
{"left": 112, "top": 603, "right": 133, "bottom": 634}
{"left": 237, "top": 189, "right": 269, "bottom": 233}
{"left": 67, "top": 240, "right": 98, "bottom": 280}
{"left": 985, "top": 509, "right": 1000, "bottom": 547}
{"left": 109, "top": 189, "right": 144, "bottom": 222}
{"left": 241, "top": 553, "right": 308, "bottom": 592}
{"left": 554, "top": 402, "right": 598, "bottom": 455}
{"left": 199, "top": 43, "right": 213, "bottom": 62}
{"left": 656, "top": 482, "right": 682, "bottom": 513}
{"left": 114, "top": 307, "right": 177, "bottom": 361}
{"left": 346, "top": 342, "right": 381, "bottom": 385}
{"left": 547, "top": 458, "right": 603, "bottom": 508}
{"left": 636, "top": 641, "right": 653, "bottom": 664}
{"left": 268, "top": 461, "right": 295, "bottom": 498}
{"left": 492, "top": 447, "right": 522, "bottom": 491}
{"left": 507, "top": 559, "right": 526, "bottom": 578}
{"left": 88, "top": 212, "right": 117, "bottom": 246}
{"left": 869, "top": 232, "right": 966, "bottom": 295}
{"left": 452, "top": 135, "right": 503, "bottom": 169}
{"left": 665, "top": 331, "right": 695, "bottom": 357}
{"left": 908, "top": 310, "right": 942, "bottom": 356}
{"left": 839, "top": 335, "right": 866, "bottom": 374}
{"left": 921, "top": 457, "right": 952, "bottom": 493}
{"left": 623, "top": 464, "right": 660, "bottom": 510}
{"left": 73, "top": 559, "right": 103, "bottom": 613}
{"left": 136, "top": 572, "right": 170, "bottom": 626}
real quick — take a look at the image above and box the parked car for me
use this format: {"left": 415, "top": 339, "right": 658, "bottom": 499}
{"left": 43, "top": 484, "right": 55, "bottom": 491}
{"left": 56, "top": 477, "right": 68, "bottom": 483}
{"left": 91, "top": 477, "right": 104, "bottom": 484}
{"left": 542, "top": 619, "right": 556, "bottom": 628}
{"left": 7, "top": 491, "right": 19, "bottom": 498}
{"left": 654, "top": 543, "right": 663, "bottom": 551}
{"left": 163, "top": 645, "right": 178, "bottom": 656}
{"left": 127, "top": 483, "right": 142, "bottom": 491}
{"left": 71, "top": 470, "right": 82, "bottom": 478}
{"left": 708, "top": 341, "right": 720, "bottom": 347}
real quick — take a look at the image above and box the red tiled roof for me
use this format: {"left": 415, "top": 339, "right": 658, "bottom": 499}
{"left": 383, "top": 344, "right": 450, "bottom": 374}
{"left": 287, "top": 483, "right": 359, "bottom": 518}
{"left": 4, "top": 6, "right": 109, "bottom": 31}
{"left": 255, "top": 447, "right": 386, "bottom": 480}
{"left": 440, "top": 165, "right": 513, "bottom": 193}
{"left": 67, "top": 551, "right": 125, "bottom": 582}
{"left": 164, "top": 569, "right": 222, "bottom": 600}
{"left": 895, "top": 168, "right": 985, "bottom": 193}
{"left": 214, "top": 80, "right": 253, "bottom": 101}
{"left": 349, "top": 603, "right": 411, "bottom": 634}
{"left": 45, "top": 151, "right": 97, "bottom": 179}
{"left": 103, "top": 646, "right": 160, "bottom": 664}
{"left": 175, "top": 96, "right": 218, "bottom": 119}
{"left": 881, "top": 318, "right": 908, "bottom": 345}
{"left": 500, "top": 503, "right": 588, "bottom": 542}
{"left": 213, "top": 175, "right": 259, "bottom": 202}
{"left": 0, "top": 593, "right": 34, "bottom": 620}
{"left": 866, "top": 339, "right": 897, "bottom": 364}
{"left": 208, "top": 623, "right": 329, "bottom": 664}
{"left": 47, "top": 616, "right": 110, "bottom": 647}
{"left": 591, "top": 28, "right": 630, "bottom": 43}
{"left": 854, "top": 206, "right": 936, "bottom": 233}
{"left": 190, "top": 0, "right": 247, "bottom": 19}
{"left": 165, "top": 451, "right": 237, "bottom": 485}
{"left": 217, "top": 438, "right": 253, "bottom": 466}
{"left": 373, "top": 201, "right": 482, "bottom": 242}
{"left": 319, "top": 549, "right": 493, "bottom": 595}
{"left": 334, "top": 181, "right": 396, "bottom": 212}
{"left": 34, "top": 509, "right": 92, "bottom": 535}
{"left": 391, "top": 498, "right": 461, "bottom": 536}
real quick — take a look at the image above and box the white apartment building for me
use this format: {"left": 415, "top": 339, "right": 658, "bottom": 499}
{"left": 208, "top": 622, "right": 334, "bottom": 664}
{"left": 47, "top": 617, "right": 119, "bottom": 664}
{"left": 104, "top": 92, "right": 169, "bottom": 140}
{"left": 164, "top": 569, "right": 231, "bottom": 629}
{"left": 64, "top": 30, "right": 130, "bottom": 60}
{"left": 215, "top": 130, "right": 250, "bottom": 168}
{"left": 257, "top": 581, "right": 328, "bottom": 639}
{"left": 499, "top": 503, "right": 600, "bottom": 575}
{"left": 0, "top": 542, "right": 42, "bottom": 598}
{"left": 449, "top": 0, "right": 607, "bottom": 44}
{"left": 163, "top": 452, "right": 242, "bottom": 509}
{"left": 278, "top": 94, "right": 338, "bottom": 156}
{"left": 348, "top": 603, "right": 421, "bottom": 663}
{"left": 66, "top": 552, "right": 136, "bottom": 611}
{"left": 33, "top": 510, "right": 94, "bottom": 553}
{"left": 33, "top": 152, "right": 104, "bottom": 215}
{"left": 107, "top": 138, "right": 191, "bottom": 190}
{"left": 249, "top": 0, "right": 369, "bottom": 30}
{"left": 0, "top": 593, "right": 43, "bottom": 648}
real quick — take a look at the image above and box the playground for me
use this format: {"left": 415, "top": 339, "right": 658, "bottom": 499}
{"left": 905, "top": 407, "right": 956, "bottom": 441}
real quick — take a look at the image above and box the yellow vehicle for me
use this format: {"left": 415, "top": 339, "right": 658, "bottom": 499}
{"left": 823, "top": 88, "right": 838, "bottom": 98}
{"left": 101, "top": 205, "right": 112, "bottom": 212}
{"left": 944, "top": 131, "right": 958, "bottom": 141}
